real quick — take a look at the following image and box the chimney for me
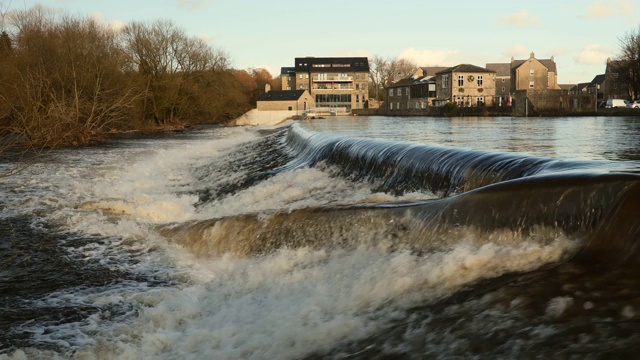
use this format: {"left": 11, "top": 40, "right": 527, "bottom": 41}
{"left": 530, "top": 52, "right": 535, "bottom": 59}
{"left": 511, "top": 56, "right": 514, "bottom": 63}
{"left": 265, "top": 83, "right": 271, "bottom": 93}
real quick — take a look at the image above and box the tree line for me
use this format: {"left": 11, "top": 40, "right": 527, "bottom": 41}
{"left": 0, "top": 5, "right": 278, "bottom": 148}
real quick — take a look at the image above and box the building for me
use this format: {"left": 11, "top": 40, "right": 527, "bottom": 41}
{"left": 510, "top": 53, "right": 560, "bottom": 91}
{"left": 604, "top": 58, "right": 630, "bottom": 99}
{"left": 279, "top": 57, "right": 370, "bottom": 112}
{"left": 280, "top": 67, "right": 296, "bottom": 91}
{"left": 256, "top": 89, "right": 314, "bottom": 113}
{"left": 385, "top": 67, "right": 445, "bottom": 111}
{"left": 435, "top": 64, "right": 497, "bottom": 106}
{"left": 486, "top": 63, "right": 511, "bottom": 106}
{"left": 588, "top": 74, "right": 606, "bottom": 101}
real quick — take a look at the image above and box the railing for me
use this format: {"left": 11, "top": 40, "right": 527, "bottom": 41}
{"left": 313, "top": 76, "right": 353, "bottom": 82}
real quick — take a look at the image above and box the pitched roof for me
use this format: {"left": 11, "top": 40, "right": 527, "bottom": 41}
{"left": 294, "top": 57, "right": 370, "bottom": 72}
{"left": 257, "top": 90, "right": 307, "bottom": 101}
{"left": 388, "top": 75, "right": 436, "bottom": 89}
{"left": 511, "top": 58, "right": 558, "bottom": 73}
{"left": 485, "top": 63, "right": 511, "bottom": 77}
{"left": 436, "top": 64, "right": 496, "bottom": 74}
{"left": 419, "top": 66, "right": 449, "bottom": 76}
{"left": 591, "top": 74, "right": 605, "bottom": 85}
{"left": 558, "top": 84, "right": 576, "bottom": 90}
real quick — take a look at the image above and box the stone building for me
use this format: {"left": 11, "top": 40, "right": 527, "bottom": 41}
{"left": 604, "top": 58, "right": 630, "bottom": 99}
{"left": 435, "top": 64, "right": 497, "bottom": 106}
{"left": 486, "top": 63, "right": 511, "bottom": 106}
{"left": 385, "top": 67, "right": 445, "bottom": 111}
{"left": 256, "top": 89, "right": 314, "bottom": 113}
{"left": 279, "top": 57, "right": 370, "bottom": 111}
{"left": 510, "top": 52, "right": 560, "bottom": 91}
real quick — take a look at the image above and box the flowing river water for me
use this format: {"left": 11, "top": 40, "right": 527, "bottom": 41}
{"left": 1, "top": 115, "right": 639, "bottom": 359}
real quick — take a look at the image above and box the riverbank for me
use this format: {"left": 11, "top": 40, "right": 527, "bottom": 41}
{"left": 354, "top": 106, "right": 640, "bottom": 117}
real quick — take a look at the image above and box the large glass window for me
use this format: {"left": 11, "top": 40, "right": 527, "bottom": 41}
{"left": 442, "top": 75, "right": 449, "bottom": 88}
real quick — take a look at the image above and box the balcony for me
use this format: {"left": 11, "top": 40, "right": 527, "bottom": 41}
{"left": 313, "top": 76, "right": 353, "bottom": 82}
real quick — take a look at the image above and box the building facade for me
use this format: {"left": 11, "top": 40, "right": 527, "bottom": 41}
{"left": 510, "top": 53, "right": 560, "bottom": 91}
{"left": 604, "top": 58, "right": 630, "bottom": 99}
{"left": 385, "top": 67, "right": 445, "bottom": 110}
{"left": 256, "top": 90, "right": 314, "bottom": 112}
{"left": 279, "top": 57, "right": 369, "bottom": 111}
{"left": 486, "top": 63, "right": 511, "bottom": 106}
{"left": 435, "top": 64, "right": 497, "bottom": 106}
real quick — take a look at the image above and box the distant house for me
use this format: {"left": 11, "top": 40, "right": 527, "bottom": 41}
{"left": 256, "top": 89, "right": 314, "bottom": 112}
{"left": 604, "top": 58, "right": 630, "bottom": 99}
{"left": 279, "top": 57, "right": 370, "bottom": 111}
{"left": 510, "top": 53, "right": 560, "bottom": 91}
{"left": 588, "top": 74, "right": 606, "bottom": 100}
{"left": 486, "top": 63, "right": 511, "bottom": 106}
{"left": 385, "top": 67, "right": 443, "bottom": 111}
{"left": 435, "top": 64, "right": 496, "bottom": 106}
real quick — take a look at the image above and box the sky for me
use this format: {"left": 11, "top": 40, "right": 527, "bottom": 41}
{"left": 2, "top": 0, "right": 639, "bottom": 84}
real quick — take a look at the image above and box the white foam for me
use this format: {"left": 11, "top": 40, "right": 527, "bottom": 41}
{"left": 71, "top": 235, "right": 576, "bottom": 359}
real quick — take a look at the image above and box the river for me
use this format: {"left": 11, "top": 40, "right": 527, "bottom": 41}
{"left": 1, "top": 115, "right": 639, "bottom": 359}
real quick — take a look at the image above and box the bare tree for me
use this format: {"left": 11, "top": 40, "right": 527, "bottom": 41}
{"left": 614, "top": 26, "right": 640, "bottom": 100}
{"left": 368, "top": 55, "right": 418, "bottom": 100}
{"left": 368, "top": 55, "right": 388, "bottom": 100}
{"left": 0, "top": 8, "right": 139, "bottom": 147}
{"left": 121, "top": 19, "right": 234, "bottom": 125}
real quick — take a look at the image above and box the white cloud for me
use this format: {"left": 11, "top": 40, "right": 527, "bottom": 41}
{"left": 178, "top": 0, "right": 214, "bottom": 11}
{"left": 575, "top": 44, "right": 611, "bottom": 65}
{"left": 89, "top": 12, "right": 126, "bottom": 31}
{"left": 586, "top": 0, "right": 637, "bottom": 21}
{"left": 502, "top": 44, "right": 530, "bottom": 59}
{"left": 396, "top": 48, "right": 465, "bottom": 66}
{"left": 498, "top": 10, "right": 541, "bottom": 26}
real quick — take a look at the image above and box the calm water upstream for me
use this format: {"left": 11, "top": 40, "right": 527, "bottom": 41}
{"left": 1, "top": 116, "right": 639, "bottom": 359}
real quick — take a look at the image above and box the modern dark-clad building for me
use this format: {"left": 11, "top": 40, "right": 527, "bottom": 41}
{"left": 280, "top": 57, "right": 370, "bottom": 111}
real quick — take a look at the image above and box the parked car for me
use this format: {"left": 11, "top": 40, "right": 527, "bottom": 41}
{"left": 628, "top": 100, "right": 640, "bottom": 109}
{"left": 606, "top": 99, "right": 629, "bottom": 108}
{"left": 598, "top": 101, "right": 606, "bottom": 108}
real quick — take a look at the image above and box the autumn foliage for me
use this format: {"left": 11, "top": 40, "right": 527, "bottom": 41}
{"left": 0, "top": 5, "right": 274, "bottom": 147}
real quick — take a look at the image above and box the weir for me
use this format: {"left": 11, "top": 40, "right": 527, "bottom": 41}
{"left": 160, "top": 173, "right": 640, "bottom": 266}
{"left": 282, "top": 123, "right": 622, "bottom": 196}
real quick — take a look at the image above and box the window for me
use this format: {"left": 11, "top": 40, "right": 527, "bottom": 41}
{"left": 501, "top": 87, "right": 505, "bottom": 92}
{"left": 477, "top": 96, "right": 484, "bottom": 105}
{"left": 356, "top": 83, "right": 360, "bottom": 90}
{"left": 529, "top": 81, "right": 534, "bottom": 89}
{"left": 287, "top": 86, "right": 291, "bottom": 90}
{"left": 356, "top": 94, "right": 360, "bottom": 102}
{"left": 288, "top": 106, "right": 293, "bottom": 111}
{"left": 389, "top": 89, "right": 393, "bottom": 96}
{"left": 396, "top": 88, "right": 401, "bottom": 96}
{"left": 530, "top": 69, "right": 535, "bottom": 76}
{"left": 458, "top": 75, "right": 464, "bottom": 87}
{"left": 502, "top": 78, "right": 505, "bottom": 83}
{"left": 305, "top": 74, "right": 309, "bottom": 79}
{"left": 415, "top": 102, "right": 419, "bottom": 109}
{"left": 477, "top": 75, "right": 483, "bottom": 87}
{"left": 442, "top": 74, "right": 449, "bottom": 88}
{"left": 421, "top": 101, "right": 426, "bottom": 109}
{"left": 396, "top": 102, "right": 400, "bottom": 109}
{"left": 405, "top": 87, "right": 409, "bottom": 95}
{"left": 390, "top": 102, "right": 394, "bottom": 110}
{"left": 299, "top": 74, "right": 303, "bottom": 79}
